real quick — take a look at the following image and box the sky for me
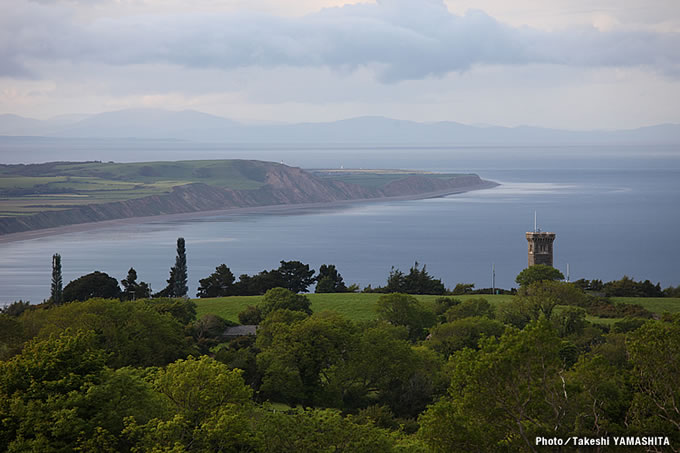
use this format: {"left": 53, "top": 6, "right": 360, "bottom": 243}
{"left": 1, "top": 0, "right": 680, "bottom": 129}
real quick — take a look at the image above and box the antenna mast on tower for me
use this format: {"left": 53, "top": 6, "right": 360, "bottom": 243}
{"left": 534, "top": 211, "right": 537, "bottom": 233}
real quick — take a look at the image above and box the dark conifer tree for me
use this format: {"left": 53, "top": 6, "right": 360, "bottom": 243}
{"left": 173, "top": 238, "right": 188, "bottom": 298}
{"left": 50, "top": 253, "right": 63, "bottom": 305}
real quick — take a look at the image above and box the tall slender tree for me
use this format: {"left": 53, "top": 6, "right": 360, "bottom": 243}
{"left": 50, "top": 253, "right": 63, "bottom": 305}
{"left": 173, "top": 238, "right": 188, "bottom": 298}
{"left": 154, "top": 238, "right": 188, "bottom": 298}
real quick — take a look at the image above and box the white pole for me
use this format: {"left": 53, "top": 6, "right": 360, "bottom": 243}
{"left": 534, "top": 211, "right": 537, "bottom": 233}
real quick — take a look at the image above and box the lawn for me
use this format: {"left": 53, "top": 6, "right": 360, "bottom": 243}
{"left": 193, "top": 293, "right": 515, "bottom": 323}
{"left": 194, "top": 293, "right": 680, "bottom": 325}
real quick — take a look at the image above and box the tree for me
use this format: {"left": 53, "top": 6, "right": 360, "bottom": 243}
{"left": 258, "top": 287, "right": 312, "bottom": 318}
{"left": 50, "top": 253, "right": 63, "bottom": 305}
{"left": 25, "top": 298, "right": 192, "bottom": 368}
{"left": 156, "top": 238, "right": 188, "bottom": 298}
{"left": 627, "top": 315, "right": 680, "bottom": 441}
{"left": 315, "top": 264, "right": 347, "bottom": 293}
{"left": 427, "top": 317, "right": 505, "bottom": 357}
{"left": 197, "top": 264, "right": 236, "bottom": 298}
{"left": 277, "top": 260, "right": 315, "bottom": 293}
{"left": 403, "top": 262, "right": 446, "bottom": 295}
{"left": 381, "top": 263, "right": 446, "bottom": 295}
{"left": 256, "top": 312, "right": 356, "bottom": 406}
{"left": 63, "top": 271, "right": 121, "bottom": 302}
{"left": 120, "top": 267, "right": 151, "bottom": 300}
{"left": 375, "top": 293, "right": 437, "bottom": 341}
{"left": 173, "top": 237, "right": 188, "bottom": 297}
{"left": 515, "top": 264, "right": 564, "bottom": 287}
{"left": 419, "top": 321, "right": 572, "bottom": 452}
{"left": 444, "top": 297, "right": 494, "bottom": 321}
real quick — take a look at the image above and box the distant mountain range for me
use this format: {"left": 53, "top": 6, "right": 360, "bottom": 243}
{"left": 1, "top": 109, "right": 679, "bottom": 145}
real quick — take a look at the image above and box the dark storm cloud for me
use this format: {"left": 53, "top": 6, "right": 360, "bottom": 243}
{"left": 2, "top": 0, "right": 680, "bottom": 81}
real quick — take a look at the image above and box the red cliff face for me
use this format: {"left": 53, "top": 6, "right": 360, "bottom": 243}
{"left": 0, "top": 165, "right": 495, "bottom": 235}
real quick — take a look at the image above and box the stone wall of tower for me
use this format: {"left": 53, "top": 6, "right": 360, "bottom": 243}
{"left": 526, "top": 232, "right": 556, "bottom": 267}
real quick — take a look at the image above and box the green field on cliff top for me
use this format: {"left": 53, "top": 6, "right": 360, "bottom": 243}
{"left": 0, "top": 160, "right": 461, "bottom": 218}
{"left": 194, "top": 293, "right": 680, "bottom": 325}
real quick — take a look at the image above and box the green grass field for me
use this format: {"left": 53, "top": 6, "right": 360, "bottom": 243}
{"left": 313, "top": 170, "right": 466, "bottom": 189}
{"left": 193, "top": 293, "right": 514, "bottom": 323}
{"left": 193, "top": 293, "right": 680, "bottom": 325}
{"left": 0, "top": 161, "right": 473, "bottom": 219}
{"left": 0, "top": 160, "right": 273, "bottom": 218}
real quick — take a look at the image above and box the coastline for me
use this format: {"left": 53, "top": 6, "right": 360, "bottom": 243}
{"left": 0, "top": 180, "right": 498, "bottom": 245}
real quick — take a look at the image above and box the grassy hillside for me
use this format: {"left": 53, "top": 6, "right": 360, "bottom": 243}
{"left": 193, "top": 293, "right": 680, "bottom": 324}
{"left": 312, "top": 169, "right": 463, "bottom": 189}
{"left": 195, "top": 293, "right": 511, "bottom": 322}
{"left": 0, "top": 161, "right": 469, "bottom": 219}
{"left": 0, "top": 160, "right": 271, "bottom": 218}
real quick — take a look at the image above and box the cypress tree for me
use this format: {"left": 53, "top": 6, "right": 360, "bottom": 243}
{"left": 50, "top": 253, "right": 63, "bottom": 305}
{"left": 173, "top": 237, "right": 188, "bottom": 298}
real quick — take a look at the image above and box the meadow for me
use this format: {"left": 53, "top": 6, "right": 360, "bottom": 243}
{"left": 193, "top": 293, "right": 680, "bottom": 324}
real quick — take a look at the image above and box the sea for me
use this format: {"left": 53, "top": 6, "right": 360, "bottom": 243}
{"left": 0, "top": 143, "right": 679, "bottom": 304}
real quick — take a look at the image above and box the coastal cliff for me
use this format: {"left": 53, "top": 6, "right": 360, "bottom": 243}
{"left": 0, "top": 162, "right": 497, "bottom": 235}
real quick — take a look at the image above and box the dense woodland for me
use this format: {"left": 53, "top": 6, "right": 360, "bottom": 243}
{"left": 1, "top": 251, "right": 680, "bottom": 452}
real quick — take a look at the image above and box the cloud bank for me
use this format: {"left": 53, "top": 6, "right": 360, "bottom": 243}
{"left": 2, "top": 0, "right": 679, "bottom": 82}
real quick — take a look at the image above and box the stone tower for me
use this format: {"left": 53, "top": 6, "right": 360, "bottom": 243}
{"left": 526, "top": 231, "right": 556, "bottom": 267}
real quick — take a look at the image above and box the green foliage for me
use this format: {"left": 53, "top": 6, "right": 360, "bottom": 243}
{"left": 0, "top": 314, "right": 25, "bottom": 360}
{"left": 603, "top": 275, "right": 663, "bottom": 297}
{"left": 572, "top": 278, "right": 604, "bottom": 292}
{"left": 552, "top": 305, "right": 588, "bottom": 337}
{"left": 50, "top": 253, "right": 63, "bottom": 305}
{"left": 315, "top": 264, "right": 348, "bottom": 293}
{"left": 497, "top": 281, "right": 587, "bottom": 327}
{"left": 154, "top": 238, "right": 188, "bottom": 298}
{"left": 444, "top": 297, "right": 494, "bottom": 321}
{"left": 567, "top": 354, "right": 631, "bottom": 438}
{"left": 515, "top": 264, "right": 564, "bottom": 287}
{"left": 257, "top": 312, "right": 356, "bottom": 406}
{"left": 333, "top": 322, "right": 415, "bottom": 409}
{"left": 664, "top": 284, "right": 680, "bottom": 297}
{"left": 382, "top": 263, "right": 447, "bottom": 295}
{"left": 0, "top": 330, "right": 162, "bottom": 451}
{"left": 191, "top": 314, "right": 234, "bottom": 354}
{"left": 611, "top": 317, "right": 646, "bottom": 333}
{"left": 145, "top": 297, "right": 197, "bottom": 325}
{"left": 173, "top": 237, "right": 188, "bottom": 297}
{"left": 196, "top": 263, "right": 236, "bottom": 298}
{"left": 258, "top": 287, "right": 313, "bottom": 318}
{"left": 432, "top": 297, "right": 460, "bottom": 316}
{"left": 238, "top": 304, "right": 263, "bottom": 325}
{"left": 255, "top": 408, "right": 396, "bottom": 452}
{"left": 452, "top": 283, "right": 474, "bottom": 295}
{"left": 120, "top": 267, "right": 151, "bottom": 300}
{"left": 420, "top": 321, "right": 571, "bottom": 452}
{"left": 126, "top": 356, "right": 255, "bottom": 452}
{"left": 63, "top": 271, "right": 121, "bottom": 302}
{"left": 277, "top": 260, "right": 316, "bottom": 293}
{"left": 20, "top": 298, "right": 193, "bottom": 368}
{"left": 627, "top": 316, "right": 680, "bottom": 441}
{"left": 0, "top": 300, "right": 31, "bottom": 317}
{"left": 375, "top": 293, "right": 437, "bottom": 341}
{"left": 427, "top": 317, "right": 505, "bottom": 356}
{"left": 154, "top": 356, "right": 252, "bottom": 424}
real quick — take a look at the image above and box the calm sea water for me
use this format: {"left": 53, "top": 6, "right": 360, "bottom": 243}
{"left": 1, "top": 148, "right": 679, "bottom": 304}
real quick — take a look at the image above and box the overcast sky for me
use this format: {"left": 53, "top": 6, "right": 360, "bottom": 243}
{"left": 1, "top": 0, "right": 679, "bottom": 129}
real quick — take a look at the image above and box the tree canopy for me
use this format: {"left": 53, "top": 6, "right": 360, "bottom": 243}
{"left": 63, "top": 271, "right": 121, "bottom": 302}
{"left": 515, "top": 264, "right": 564, "bottom": 287}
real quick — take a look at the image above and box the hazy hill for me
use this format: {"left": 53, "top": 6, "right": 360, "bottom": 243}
{"left": 1, "top": 109, "right": 679, "bottom": 145}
